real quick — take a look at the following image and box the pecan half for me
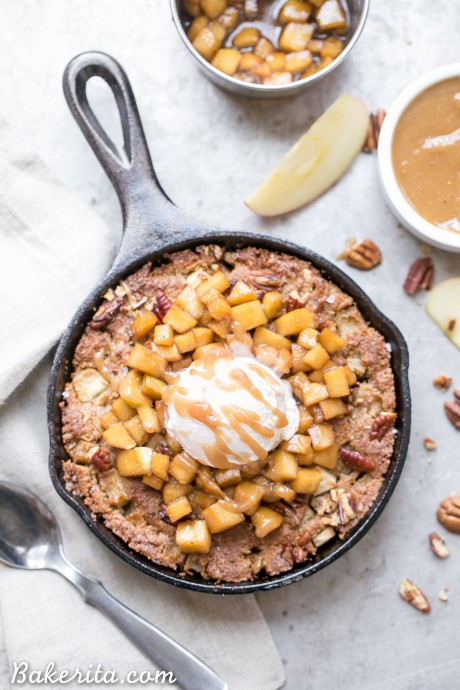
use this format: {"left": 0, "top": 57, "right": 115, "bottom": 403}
{"left": 250, "top": 273, "right": 284, "bottom": 291}
{"left": 286, "top": 290, "right": 304, "bottom": 312}
{"left": 338, "top": 493, "right": 357, "bottom": 525}
{"left": 429, "top": 531, "right": 449, "bottom": 559}
{"left": 370, "top": 412, "right": 397, "bottom": 441}
{"left": 90, "top": 447, "right": 111, "bottom": 471}
{"left": 433, "top": 374, "right": 452, "bottom": 390}
{"left": 403, "top": 257, "right": 434, "bottom": 295}
{"left": 437, "top": 496, "right": 460, "bottom": 533}
{"left": 89, "top": 297, "right": 123, "bottom": 330}
{"left": 155, "top": 441, "right": 174, "bottom": 458}
{"left": 342, "top": 239, "right": 382, "bottom": 270}
{"left": 153, "top": 292, "right": 172, "bottom": 322}
{"left": 363, "top": 109, "right": 386, "bottom": 153}
{"left": 423, "top": 437, "right": 437, "bottom": 451}
{"left": 340, "top": 448, "right": 376, "bottom": 472}
{"left": 444, "top": 400, "right": 460, "bottom": 430}
{"left": 399, "top": 579, "right": 431, "bottom": 614}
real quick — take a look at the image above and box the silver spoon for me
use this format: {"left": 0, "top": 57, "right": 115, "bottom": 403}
{"left": 0, "top": 479, "right": 227, "bottom": 690}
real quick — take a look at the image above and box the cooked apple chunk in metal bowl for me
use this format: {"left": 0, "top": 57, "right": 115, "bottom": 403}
{"left": 61, "top": 245, "right": 397, "bottom": 583}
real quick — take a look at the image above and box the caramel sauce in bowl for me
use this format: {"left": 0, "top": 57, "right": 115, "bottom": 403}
{"left": 378, "top": 64, "right": 460, "bottom": 252}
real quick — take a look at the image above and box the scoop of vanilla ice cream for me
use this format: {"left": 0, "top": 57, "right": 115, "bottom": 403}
{"left": 164, "top": 355, "right": 299, "bottom": 469}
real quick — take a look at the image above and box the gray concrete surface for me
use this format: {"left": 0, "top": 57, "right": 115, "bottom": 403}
{"left": 1, "top": 1, "right": 459, "bottom": 688}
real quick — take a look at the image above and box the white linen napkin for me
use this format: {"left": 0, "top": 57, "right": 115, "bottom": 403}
{"left": 0, "top": 120, "right": 285, "bottom": 690}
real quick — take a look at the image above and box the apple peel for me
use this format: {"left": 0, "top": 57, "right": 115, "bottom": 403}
{"left": 426, "top": 277, "right": 460, "bottom": 349}
{"left": 246, "top": 94, "right": 369, "bottom": 217}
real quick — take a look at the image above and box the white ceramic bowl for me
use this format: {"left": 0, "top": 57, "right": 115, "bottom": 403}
{"left": 378, "top": 63, "right": 460, "bottom": 253}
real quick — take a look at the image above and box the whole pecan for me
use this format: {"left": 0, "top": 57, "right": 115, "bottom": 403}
{"left": 153, "top": 292, "right": 172, "bottom": 321}
{"left": 90, "top": 447, "right": 111, "bottom": 471}
{"left": 370, "top": 412, "right": 397, "bottom": 441}
{"left": 363, "top": 109, "right": 386, "bottom": 153}
{"left": 437, "top": 496, "right": 460, "bottom": 533}
{"left": 342, "top": 239, "right": 382, "bottom": 270}
{"left": 429, "top": 531, "right": 449, "bottom": 559}
{"left": 89, "top": 297, "right": 123, "bottom": 330}
{"left": 340, "top": 448, "right": 376, "bottom": 472}
{"left": 444, "top": 400, "right": 460, "bottom": 430}
{"left": 403, "top": 257, "right": 434, "bottom": 295}
{"left": 399, "top": 579, "right": 431, "bottom": 614}
{"left": 423, "top": 437, "right": 437, "bottom": 451}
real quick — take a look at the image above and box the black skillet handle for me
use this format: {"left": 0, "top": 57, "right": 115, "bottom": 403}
{"left": 63, "top": 51, "right": 190, "bottom": 269}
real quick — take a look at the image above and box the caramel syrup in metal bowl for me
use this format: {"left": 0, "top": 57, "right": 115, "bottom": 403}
{"left": 392, "top": 77, "right": 460, "bottom": 235}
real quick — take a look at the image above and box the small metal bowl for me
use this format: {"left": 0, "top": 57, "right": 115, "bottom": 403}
{"left": 170, "top": 0, "right": 369, "bottom": 98}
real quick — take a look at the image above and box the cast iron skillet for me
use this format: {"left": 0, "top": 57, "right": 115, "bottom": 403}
{"left": 48, "top": 51, "right": 411, "bottom": 595}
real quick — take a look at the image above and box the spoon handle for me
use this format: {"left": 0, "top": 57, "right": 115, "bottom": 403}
{"left": 56, "top": 557, "right": 227, "bottom": 690}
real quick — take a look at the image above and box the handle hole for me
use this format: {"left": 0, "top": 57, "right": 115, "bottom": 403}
{"left": 86, "top": 76, "right": 125, "bottom": 155}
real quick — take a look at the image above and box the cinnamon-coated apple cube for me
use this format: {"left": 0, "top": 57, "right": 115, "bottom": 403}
{"left": 291, "top": 467, "right": 321, "bottom": 493}
{"left": 308, "top": 423, "right": 335, "bottom": 451}
{"left": 318, "top": 327, "right": 346, "bottom": 353}
{"left": 253, "top": 326, "right": 291, "bottom": 350}
{"left": 297, "top": 404, "right": 314, "bottom": 432}
{"left": 288, "top": 371, "right": 309, "bottom": 400}
{"left": 163, "top": 304, "right": 197, "bottom": 334}
{"left": 112, "top": 397, "right": 137, "bottom": 422}
{"left": 153, "top": 324, "right": 174, "bottom": 347}
{"left": 193, "top": 342, "right": 228, "bottom": 360}
{"left": 285, "top": 50, "right": 312, "bottom": 72}
{"left": 228, "top": 281, "right": 257, "bottom": 306}
{"left": 175, "top": 286, "right": 204, "bottom": 321}
{"left": 315, "top": 0, "right": 346, "bottom": 31}
{"left": 314, "top": 467, "right": 337, "bottom": 495}
{"left": 264, "top": 482, "right": 296, "bottom": 503}
{"left": 187, "top": 14, "right": 208, "bottom": 42}
{"left": 150, "top": 451, "right": 171, "bottom": 481}
{"left": 202, "top": 500, "right": 245, "bottom": 533}
{"left": 197, "top": 271, "right": 230, "bottom": 296}
{"left": 155, "top": 400, "right": 166, "bottom": 429}
{"left": 101, "top": 409, "right": 119, "bottom": 429}
{"left": 231, "top": 300, "right": 267, "bottom": 331}
{"left": 99, "top": 469, "right": 129, "bottom": 508}
{"left": 175, "top": 520, "right": 211, "bottom": 554}
{"left": 233, "top": 26, "right": 260, "bottom": 48}
{"left": 189, "top": 491, "right": 217, "bottom": 511}
{"left": 215, "top": 468, "right": 242, "bottom": 488}
{"left": 142, "top": 473, "right": 164, "bottom": 491}
{"left": 320, "top": 36, "right": 343, "bottom": 58}
{"left": 281, "top": 433, "right": 312, "bottom": 455}
{"left": 308, "top": 370, "right": 325, "bottom": 383}
{"left": 233, "top": 481, "right": 264, "bottom": 515}
{"left": 254, "top": 37, "right": 275, "bottom": 59}
{"left": 303, "top": 343, "right": 330, "bottom": 370}
{"left": 169, "top": 452, "right": 199, "bottom": 485}
{"left": 266, "top": 52, "right": 286, "bottom": 71}
{"left": 191, "top": 327, "right": 214, "bottom": 347}
{"left": 119, "top": 370, "right": 152, "bottom": 408}
{"left": 116, "top": 446, "right": 152, "bottom": 476}
{"left": 103, "top": 422, "right": 136, "bottom": 450}
{"left": 199, "top": 308, "right": 212, "bottom": 326}
{"left": 208, "top": 315, "right": 232, "bottom": 338}
{"left": 174, "top": 331, "right": 195, "bottom": 354}
{"left": 163, "top": 478, "right": 193, "bottom": 503}
{"left": 262, "top": 291, "right": 283, "bottom": 319}
{"left": 264, "top": 449, "right": 298, "bottom": 482}
{"left": 218, "top": 6, "right": 239, "bottom": 30}
{"left": 323, "top": 366, "right": 350, "bottom": 397}
{"left": 279, "top": 22, "right": 314, "bottom": 52}
{"left": 301, "top": 381, "right": 329, "bottom": 407}
{"left": 313, "top": 444, "right": 338, "bottom": 469}
{"left": 291, "top": 344, "right": 309, "bottom": 372}
{"left": 240, "top": 53, "right": 263, "bottom": 71}
{"left": 184, "top": 0, "right": 201, "bottom": 16}
{"left": 275, "top": 307, "right": 316, "bottom": 336}
{"left": 137, "top": 405, "right": 161, "bottom": 433}
{"left": 124, "top": 415, "right": 150, "bottom": 446}
{"left": 201, "top": 0, "right": 227, "bottom": 20}
{"left": 319, "top": 397, "right": 348, "bottom": 420}
{"left": 297, "top": 445, "right": 315, "bottom": 466}
{"left": 279, "top": 0, "right": 311, "bottom": 23}
{"left": 131, "top": 309, "right": 158, "bottom": 340}
{"left": 141, "top": 374, "right": 167, "bottom": 400}
{"left": 309, "top": 403, "right": 325, "bottom": 424}
{"left": 127, "top": 343, "right": 167, "bottom": 378}
{"left": 152, "top": 342, "right": 182, "bottom": 363}
{"left": 251, "top": 506, "right": 283, "bottom": 538}
{"left": 165, "top": 495, "right": 193, "bottom": 523}
{"left": 199, "top": 288, "right": 232, "bottom": 319}
{"left": 165, "top": 432, "right": 183, "bottom": 455}
{"left": 343, "top": 365, "right": 357, "bottom": 385}
{"left": 211, "top": 48, "right": 241, "bottom": 75}
{"left": 297, "top": 328, "right": 318, "bottom": 349}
